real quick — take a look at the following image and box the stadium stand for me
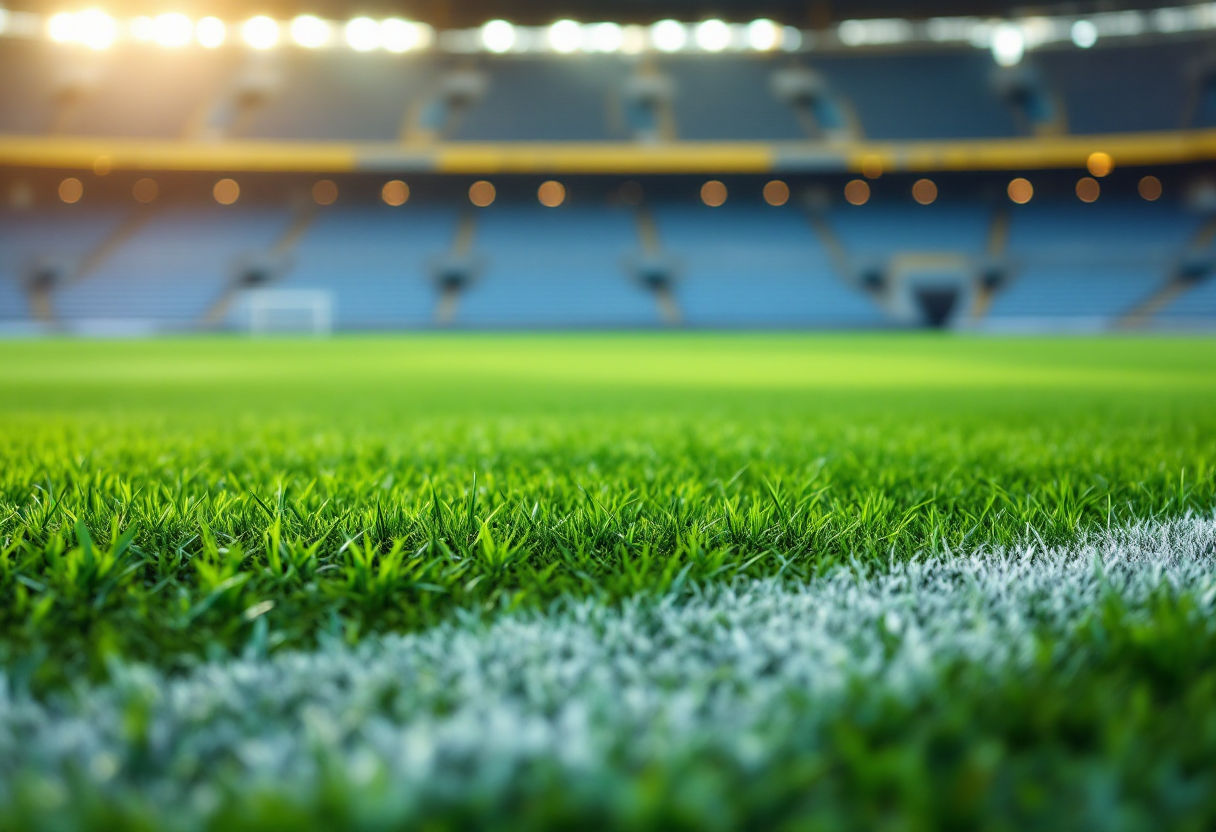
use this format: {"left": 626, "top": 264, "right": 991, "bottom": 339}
{"left": 1, "top": 4, "right": 1216, "bottom": 332}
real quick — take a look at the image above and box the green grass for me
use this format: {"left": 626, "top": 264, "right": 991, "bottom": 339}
{"left": 2, "top": 334, "right": 1216, "bottom": 830}
{"left": 1, "top": 334, "right": 1215, "bottom": 687}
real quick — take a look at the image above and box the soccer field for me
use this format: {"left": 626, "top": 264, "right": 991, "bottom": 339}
{"left": 2, "top": 334, "right": 1216, "bottom": 830}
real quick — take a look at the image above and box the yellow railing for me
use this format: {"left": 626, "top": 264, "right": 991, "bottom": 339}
{"left": 3, "top": 129, "right": 1216, "bottom": 174}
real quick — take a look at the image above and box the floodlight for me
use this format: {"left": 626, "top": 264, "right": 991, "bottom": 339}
{"left": 695, "top": 19, "right": 730, "bottom": 52}
{"left": 77, "top": 9, "right": 118, "bottom": 50}
{"left": 345, "top": 17, "right": 379, "bottom": 51}
{"left": 620, "top": 25, "right": 646, "bottom": 54}
{"left": 588, "top": 22, "right": 623, "bottom": 53}
{"left": 548, "top": 19, "right": 581, "bottom": 53}
{"left": 380, "top": 19, "right": 420, "bottom": 53}
{"left": 130, "top": 16, "right": 154, "bottom": 42}
{"left": 481, "top": 19, "right": 516, "bottom": 53}
{"left": 48, "top": 12, "right": 76, "bottom": 42}
{"left": 196, "top": 16, "right": 225, "bottom": 48}
{"left": 990, "top": 23, "right": 1024, "bottom": 66}
{"left": 0, "top": 9, "right": 8, "bottom": 36}
{"left": 747, "top": 19, "right": 780, "bottom": 51}
{"left": 1071, "top": 19, "right": 1097, "bottom": 48}
{"left": 243, "top": 16, "right": 279, "bottom": 49}
{"left": 290, "top": 15, "right": 330, "bottom": 48}
{"left": 651, "top": 19, "right": 686, "bottom": 52}
{"left": 153, "top": 13, "right": 193, "bottom": 48}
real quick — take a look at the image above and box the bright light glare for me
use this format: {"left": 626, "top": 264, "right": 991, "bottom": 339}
{"left": 587, "top": 22, "right": 623, "bottom": 52}
{"left": 55, "top": 9, "right": 117, "bottom": 50}
{"left": 380, "top": 19, "right": 420, "bottom": 53}
{"left": 48, "top": 12, "right": 76, "bottom": 42}
{"left": 243, "top": 16, "right": 279, "bottom": 49}
{"left": 196, "top": 17, "right": 225, "bottom": 48}
{"left": 747, "top": 19, "right": 780, "bottom": 50}
{"left": 1071, "top": 19, "right": 1098, "bottom": 48}
{"left": 345, "top": 17, "right": 379, "bottom": 51}
{"left": 290, "top": 15, "right": 330, "bottom": 48}
{"left": 481, "top": 19, "right": 516, "bottom": 53}
{"left": 990, "top": 23, "right": 1024, "bottom": 66}
{"left": 130, "top": 16, "right": 154, "bottom": 42}
{"left": 651, "top": 19, "right": 686, "bottom": 52}
{"left": 153, "top": 13, "right": 193, "bottom": 48}
{"left": 695, "top": 19, "right": 731, "bottom": 52}
{"left": 548, "top": 19, "right": 581, "bottom": 52}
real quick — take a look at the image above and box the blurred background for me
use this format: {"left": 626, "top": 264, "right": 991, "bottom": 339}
{"left": 1, "top": 0, "right": 1215, "bottom": 335}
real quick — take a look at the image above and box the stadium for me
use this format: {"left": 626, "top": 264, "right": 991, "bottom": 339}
{"left": 0, "top": 0, "right": 1215, "bottom": 828}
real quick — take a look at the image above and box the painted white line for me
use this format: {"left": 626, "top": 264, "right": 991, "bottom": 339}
{"left": 1, "top": 515, "right": 1215, "bottom": 816}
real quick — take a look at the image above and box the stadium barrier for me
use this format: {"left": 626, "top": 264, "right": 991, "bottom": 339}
{"left": 4, "top": 129, "right": 1216, "bottom": 175}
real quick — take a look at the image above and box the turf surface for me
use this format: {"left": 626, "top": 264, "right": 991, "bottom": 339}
{"left": 1, "top": 334, "right": 1215, "bottom": 829}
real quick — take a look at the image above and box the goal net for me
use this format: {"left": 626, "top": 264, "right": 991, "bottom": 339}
{"left": 246, "top": 290, "right": 334, "bottom": 336}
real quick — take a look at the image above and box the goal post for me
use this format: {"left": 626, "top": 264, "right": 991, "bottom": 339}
{"left": 246, "top": 290, "right": 334, "bottom": 336}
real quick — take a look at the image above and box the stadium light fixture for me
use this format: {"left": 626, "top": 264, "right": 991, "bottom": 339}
{"left": 548, "top": 19, "right": 581, "bottom": 53}
{"left": 990, "top": 23, "right": 1024, "bottom": 66}
{"left": 481, "top": 19, "right": 516, "bottom": 53}
{"left": 651, "top": 19, "right": 687, "bottom": 52}
{"left": 345, "top": 17, "right": 380, "bottom": 51}
{"left": 747, "top": 19, "right": 781, "bottom": 51}
{"left": 380, "top": 19, "right": 422, "bottom": 53}
{"left": 59, "top": 177, "right": 83, "bottom": 204}
{"left": 79, "top": 9, "right": 119, "bottom": 49}
{"left": 695, "top": 19, "right": 731, "bottom": 52}
{"left": 587, "top": 22, "right": 623, "bottom": 53}
{"left": 52, "top": 9, "right": 119, "bottom": 49}
{"left": 619, "top": 25, "right": 646, "bottom": 54}
{"left": 290, "top": 15, "right": 330, "bottom": 49}
{"left": 1071, "top": 19, "right": 1098, "bottom": 48}
{"left": 1138, "top": 175, "right": 1162, "bottom": 201}
{"left": 152, "top": 13, "right": 193, "bottom": 48}
{"left": 130, "top": 16, "right": 155, "bottom": 42}
{"left": 382, "top": 180, "right": 409, "bottom": 206}
{"left": 47, "top": 12, "right": 76, "bottom": 42}
{"left": 196, "top": 16, "right": 225, "bottom": 48}
{"left": 844, "top": 179, "right": 870, "bottom": 205}
{"left": 1007, "top": 178, "right": 1033, "bottom": 204}
{"left": 243, "top": 16, "right": 279, "bottom": 50}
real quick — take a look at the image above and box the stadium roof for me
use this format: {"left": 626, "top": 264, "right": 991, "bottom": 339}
{"left": 0, "top": 0, "right": 1188, "bottom": 28}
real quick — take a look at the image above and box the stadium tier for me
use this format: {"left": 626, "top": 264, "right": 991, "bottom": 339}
{"left": 2, "top": 175, "right": 1213, "bottom": 332}
{"left": 2, "top": 37, "right": 1216, "bottom": 142}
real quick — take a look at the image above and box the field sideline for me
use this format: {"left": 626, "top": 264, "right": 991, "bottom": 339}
{"left": 2, "top": 334, "right": 1216, "bottom": 829}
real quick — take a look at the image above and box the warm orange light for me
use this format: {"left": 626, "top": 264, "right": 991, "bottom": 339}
{"left": 92, "top": 156, "right": 112, "bottom": 176}
{"left": 763, "top": 180, "right": 790, "bottom": 206}
{"left": 861, "top": 155, "right": 884, "bottom": 179}
{"left": 538, "top": 180, "right": 566, "bottom": 208}
{"left": 59, "top": 178, "right": 83, "bottom": 204}
{"left": 382, "top": 180, "right": 409, "bottom": 206}
{"left": 700, "top": 180, "right": 727, "bottom": 207}
{"left": 1087, "top": 152, "right": 1114, "bottom": 178}
{"left": 312, "top": 179, "right": 338, "bottom": 206}
{"left": 844, "top": 179, "right": 870, "bottom": 206}
{"left": 1076, "top": 177, "right": 1100, "bottom": 203}
{"left": 618, "top": 181, "right": 644, "bottom": 206}
{"left": 133, "top": 178, "right": 158, "bottom": 204}
{"left": 213, "top": 178, "right": 240, "bottom": 205}
{"left": 1007, "top": 178, "right": 1033, "bottom": 204}
{"left": 912, "top": 178, "right": 938, "bottom": 205}
{"left": 1138, "top": 175, "right": 1162, "bottom": 202}
{"left": 469, "top": 180, "right": 496, "bottom": 207}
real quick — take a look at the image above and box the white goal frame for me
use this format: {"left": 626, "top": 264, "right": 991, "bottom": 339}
{"left": 247, "top": 290, "right": 334, "bottom": 336}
